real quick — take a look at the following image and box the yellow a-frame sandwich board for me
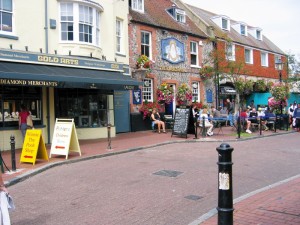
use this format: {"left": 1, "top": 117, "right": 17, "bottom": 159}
{"left": 50, "top": 118, "right": 81, "bottom": 159}
{"left": 20, "top": 129, "right": 49, "bottom": 165}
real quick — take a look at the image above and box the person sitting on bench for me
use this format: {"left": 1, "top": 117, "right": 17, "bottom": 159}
{"left": 151, "top": 108, "right": 166, "bottom": 133}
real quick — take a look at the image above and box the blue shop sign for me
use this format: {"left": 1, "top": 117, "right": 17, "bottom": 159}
{"left": 132, "top": 89, "right": 142, "bottom": 104}
{"left": 206, "top": 89, "right": 213, "bottom": 103}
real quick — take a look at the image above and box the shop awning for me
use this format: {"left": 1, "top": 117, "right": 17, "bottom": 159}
{"left": 0, "top": 61, "right": 141, "bottom": 90}
{"left": 220, "top": 86, "right": 236, "bottom": 95}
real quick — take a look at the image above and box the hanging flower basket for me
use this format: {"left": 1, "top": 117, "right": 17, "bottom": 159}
{"left": 136, "top": 55, "right": 151, "bottom": 69}
{"left": 156, "top": 83, "right": 174, "bottom": 104}
{"left": 199, "top": 66, "right": 214, "bottom": 80}
{"left": 176, "top": 83, "right": 193, "bottom": 105}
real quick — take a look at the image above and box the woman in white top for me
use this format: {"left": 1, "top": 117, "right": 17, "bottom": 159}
{"left": 199, "top": 108, "right": 214, "bottom": 136}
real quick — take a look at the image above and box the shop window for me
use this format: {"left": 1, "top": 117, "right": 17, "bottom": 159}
{"left": 0, "top": 86, "right": 42, "bottom": 128}
{"left": 55, "top": 89, "right": 113, "bottom": 128}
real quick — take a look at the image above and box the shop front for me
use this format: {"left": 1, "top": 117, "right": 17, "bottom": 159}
{"left": 0, "top": 49, "right": 140, "bottom": 150}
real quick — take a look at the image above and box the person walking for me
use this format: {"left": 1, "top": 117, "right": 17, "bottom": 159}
{"left": 226, "top": 98, "right": 234, "bottom": 127}
{"left": 18, "top": 104, "right": 30, "bottom": 141}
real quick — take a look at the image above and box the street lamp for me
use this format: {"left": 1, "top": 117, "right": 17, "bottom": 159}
{"left": 275, "top": 58, "right": 284, "bottom": 115}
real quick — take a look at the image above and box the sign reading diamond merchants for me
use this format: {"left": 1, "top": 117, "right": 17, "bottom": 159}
{"left": 50, "top": 118, "right": 81, "bottom": 159}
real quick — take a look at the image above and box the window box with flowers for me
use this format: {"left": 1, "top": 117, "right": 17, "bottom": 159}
{"left": 136, "top": 55, "right": 152, "bottom": 69}
{"left": 139, "top": 101, "right": 164, "bottom": 119}
{"left": 199, "top": 66, "right": 214, "bottom": 80}
{"left": 156, "top": 83, "right": 174, "bottom": 104}
{"left": 176, "top": 83, "right": 193, "bottom": 105}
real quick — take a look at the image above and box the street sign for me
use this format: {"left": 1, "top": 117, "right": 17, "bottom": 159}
{"left": 50, "top": 118, "right": 81, "bottom": 159}
{"left": 20, "top": 129, "right": 49, "bottom": 165}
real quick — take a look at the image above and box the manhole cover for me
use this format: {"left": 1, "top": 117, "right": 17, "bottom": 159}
{"left": 184, "top": 195, "right": 203, "bottom": 201}
{"left": 153, "top": 170, "right": 183, "bottom": 177}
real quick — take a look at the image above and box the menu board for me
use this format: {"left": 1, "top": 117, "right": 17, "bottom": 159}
{"left": 172, "top": 107, "right": 190, "bottom": 138}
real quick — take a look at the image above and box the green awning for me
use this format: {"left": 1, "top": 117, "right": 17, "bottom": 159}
{"left": 0, "top": 61, "right": 140, "bottom": 90}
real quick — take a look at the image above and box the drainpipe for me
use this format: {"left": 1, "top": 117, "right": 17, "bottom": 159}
{"left": 44, "top": 0, "right": 49, "bottom": 54}
{"left": 45, "top": 0, "right": 51, "bottom": 144}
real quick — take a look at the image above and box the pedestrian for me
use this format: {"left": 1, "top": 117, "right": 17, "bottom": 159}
{"left": 289, "top": 101, "right": 297, "bottom": 126}
{"left": 292, "top": 103, "right": 300, "bottom": 131}
{"left": 226, "top": 98, "right": 234, "bottom": 127}
{"left": 18, "top": 104, "right": 30, "bottom": 141}
{"left": 150, "top": 108, "right": 166, "bottom": 133}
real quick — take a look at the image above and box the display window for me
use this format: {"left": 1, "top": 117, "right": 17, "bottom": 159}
{"left": 55, "top": 89, "right": 113, "bottom": 128}
{"left": 0, "top": 86, "right": 42, "bottom": 128}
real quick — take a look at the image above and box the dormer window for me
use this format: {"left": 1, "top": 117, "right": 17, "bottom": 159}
{"left": 248, "top": 27, "right": 263, "bottom": 41}
{"left": 175, "top": 8, "right": 186, "bottom": 23}
{"left": 222, "top": 18, "right": 229, "bottom": 30}
{"left": 240, "top": 24, "right": 247, "bottom": 36}
{"left": 131, "top": 0, "right": 144, "bottom": 13}
{"left": 256, "top": 30, "right": 262, "bottom": 40}
{"left": 167, "top": 6, "right": 186, "bottom": 23}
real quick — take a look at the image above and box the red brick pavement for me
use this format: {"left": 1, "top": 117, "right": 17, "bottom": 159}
{"left": 200, "top": 176, "right": 300, "bottom": 225}
{"left": 1, "top": 126, "right": 299, "bottom": 225}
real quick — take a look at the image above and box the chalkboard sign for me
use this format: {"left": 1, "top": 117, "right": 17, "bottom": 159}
{"left": 172, "top": 107, "right": 190, "bottom": 138}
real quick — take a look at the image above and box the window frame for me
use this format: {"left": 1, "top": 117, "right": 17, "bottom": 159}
{"left": 245, "top": 48, "right": 253, "bottom": 64}
{"left": 116, "top": 19, "right": 123, "bottom": 54}
{"left": 141, "top": 31, "right": 151, "bottom": 59}
{"left": 222, "top": 18, "right": 229, "bottom": 30}
{"left": 175, "top": 8, "right": 186, "bottom": 23}
{"left": 59, "top": 2, "right": 100, "bottom": 46}
{"left": 192, "top": 81, "right": 200, "bottom": 103}
{"left": 226, "top": 43, "right": 235, "bottom": 61}
{"left": 142, "top": 78, "right": 153, "bottom": 102}
{"left": 261, "top": 51, "right": 269, "bottom": 67}
{"left": 131, "top": 0, "right": 144, "bottom": 13}
{"left": 240, "top": 24, "right": 246, "bottom": 36}
{"left": 190, "top": 41, "right": 199, "bottom": 66}
{"left": 256, "top": 30, "right": 262, "bottom": 40}
{"left": 0, "top": 0, "right": 13, "bottom": 34}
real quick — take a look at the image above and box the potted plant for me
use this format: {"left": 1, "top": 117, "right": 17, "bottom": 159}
{"left": 176, "top": 83, "right": 193, "bottom": 105}
{"left": 156, "top": 83, "right": 174, "bottom": 104}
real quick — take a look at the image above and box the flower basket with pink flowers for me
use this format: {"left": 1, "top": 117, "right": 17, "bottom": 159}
{"left": 176, "top": 83, "right": 193, "bottom": 105}
{"left": 156, "top": 83, "right": 174, "bottom": 104}
{"left": 139, "top": 101, "right": 164, "bottom": 119}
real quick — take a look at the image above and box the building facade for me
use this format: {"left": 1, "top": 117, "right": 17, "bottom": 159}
{"left": 128, "top": 0, "right": 209, "bottom": 129}
{"left": 0, "top": 0, "right": 139, "bottom": 150}
{"left": 175, "top": 0, "right": 288, "bottom": 109}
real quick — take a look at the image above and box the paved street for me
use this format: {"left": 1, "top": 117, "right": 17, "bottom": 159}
{"left": 9, "top": 133, "right": 300, "bottom": 225}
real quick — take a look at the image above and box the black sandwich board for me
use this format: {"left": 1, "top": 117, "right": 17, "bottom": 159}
{"left": 172, "top": 106, "right": 191, "bottom": 138}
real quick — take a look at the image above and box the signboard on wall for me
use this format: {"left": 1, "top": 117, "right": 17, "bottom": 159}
{"left": 206, "top": 89, "right": 213, "bottom": 103}
{"left": 50, "top": 118, "right": 81, "bottom": 159}
{"left": 20, "top": 129, "right": 48, "bottom": 165}
{"left": 132, "top": 89, "right": 142, "bottom": 104}
{"left": 161, "top": 38, "right": 185, "bottom": 64}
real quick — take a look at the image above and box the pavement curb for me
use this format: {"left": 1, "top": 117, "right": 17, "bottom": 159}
{"left": 188, "top": 174, "right": 300, "bottom": 225}
{"left": 6, "top": 130, "right": 295, "bottom": 187}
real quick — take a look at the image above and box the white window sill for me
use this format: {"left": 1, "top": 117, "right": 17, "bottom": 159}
{"left": 190, "top": 65, "right": 201, "bottom": 69}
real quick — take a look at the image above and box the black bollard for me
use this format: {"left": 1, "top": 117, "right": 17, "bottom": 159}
{"left": 10, "top": 135, "right": 16, "bottom": 171}
{"left": 259, "top": 116, "right": 262, "bottom": 135}
{"left": 107, "top": 124, "right": 112, "bottom": 150}
{"left": 237, "top": 113, "right": 241, "bottom": 139}
{"left": 216, "top": 143, "right": 234, "bottom": 225}
{"left": 194, "top": 114, "right": 199, "bottom": 139}
{"left": 202, "top": 116, "right": 206, "bottom": 137}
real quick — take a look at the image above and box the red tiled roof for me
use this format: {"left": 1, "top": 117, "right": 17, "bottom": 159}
{"left": 186, "top": 4, "right": 285, "bottom": 55}
{"left": 129, "top": 0, "right": 207, "bottom": 38}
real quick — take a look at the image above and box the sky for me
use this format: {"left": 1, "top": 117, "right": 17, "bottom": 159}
{"left": 183, "top": 0, "right": 300, "bottom": 58}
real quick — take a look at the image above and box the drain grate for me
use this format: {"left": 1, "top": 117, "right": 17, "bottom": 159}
{"left": 153, "top": 170, "right": 183, "bottom": 177}
{"left": 184, "top": 195, "right": 203, "bottom": 201}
